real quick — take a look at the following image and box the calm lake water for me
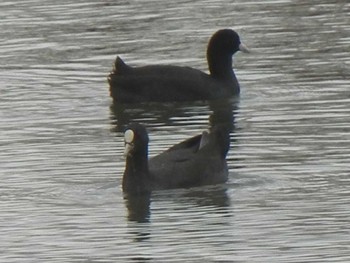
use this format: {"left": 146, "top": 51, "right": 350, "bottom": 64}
{"left": 1, "top": 0, "right": 349, "bottom": 262}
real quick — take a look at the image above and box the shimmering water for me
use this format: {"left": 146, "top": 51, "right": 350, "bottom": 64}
{"left": 1, "top": 0, "right": 349, "bottom": 262}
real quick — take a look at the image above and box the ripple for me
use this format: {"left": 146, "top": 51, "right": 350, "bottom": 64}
{"left": 1, "top": 0, "right": 350, "bottom": 262}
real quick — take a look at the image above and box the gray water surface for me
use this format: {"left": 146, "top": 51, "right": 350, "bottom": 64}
{"left": 1, "top": 0, "right": 350, "bottom": 262}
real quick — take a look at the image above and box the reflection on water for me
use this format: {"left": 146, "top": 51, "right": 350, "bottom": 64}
{"left": 110, "top": 97, "right": 238, "bottom": 132}
{"left": 124, "top": 192, "right": 152, "bottom": 223}
{"left": 1, "top": 0, "right": 350, "bottom": 262}
{"left": 124, "top": 184, "right": 231, "bottom": 224}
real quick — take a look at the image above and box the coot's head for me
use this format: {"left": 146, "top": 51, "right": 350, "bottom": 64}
{"left": 123, "top": 123, "right": 150, "bottom": 195}
{"left": 124, "top": 123, "right": 149, "bottom": 158}
{"left": 207, "top": 29, "right": 249, "bottom": 57}
{"left": 207, "top": 29, "right": 249, "bottom": 81}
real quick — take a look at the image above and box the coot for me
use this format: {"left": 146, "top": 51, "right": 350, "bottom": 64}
{"left": 122, "top": 123, "right": 230, "bottom": 194}
{"left": 109, "top": 29, "right": 249, "bottom": 103}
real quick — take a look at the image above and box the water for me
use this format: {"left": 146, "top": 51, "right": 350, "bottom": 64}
{"left": 1, "top": 0, "right": 349, "bottom": 262}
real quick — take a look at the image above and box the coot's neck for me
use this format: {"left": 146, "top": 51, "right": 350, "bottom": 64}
{"left": 207, "top": 52, "right": 236, "bottom": 81}
{"left": 123, "top": 149, "right": 150, "bottom": 194}
{"left": 207, "top": 51, "right": 240, "bottom": 94}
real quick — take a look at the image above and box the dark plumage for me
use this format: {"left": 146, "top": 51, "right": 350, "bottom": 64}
{"left": 108, "top": 29, "right": 249, "bottom": 103}
{"left": 122, "top": 123, "right": 230, "bottom": 194}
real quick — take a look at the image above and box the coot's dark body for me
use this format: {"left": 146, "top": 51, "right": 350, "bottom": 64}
{"left": 109, "top": 29, "right": 249, "bottom": 103}
{"left": 122, "top": 124, "right": 230, "bottom": 194}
